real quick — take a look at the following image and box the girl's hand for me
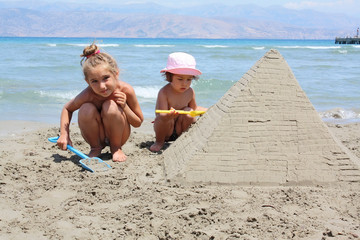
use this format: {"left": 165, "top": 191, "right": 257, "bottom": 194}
{"left": 57, "top": 135, "right": 72, "bottom": 151}
{"left": 113, "top": 90, "right": 126, "bottom": 108}
{"left": 166, "top": 107, "right": 179, "bottom": 119}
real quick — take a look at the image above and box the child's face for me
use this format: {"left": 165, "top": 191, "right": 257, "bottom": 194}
{"left": 86, "top": 65, "right": 118, "bottom": 98}
{"left": 170, "top": 74, "right": 193, "bottom": 93}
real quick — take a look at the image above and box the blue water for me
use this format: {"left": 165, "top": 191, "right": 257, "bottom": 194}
{"left": 1, "top": 37, "right": 359, "bottom": 124}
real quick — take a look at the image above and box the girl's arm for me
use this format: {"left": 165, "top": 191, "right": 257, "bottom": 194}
{"left": 58, "top": 92, "right": 85, "bottom": 150}
{"left": 188, "top": 88, "right": 197, "bottom": 111}
{"left": 58, "top": 100, "right": 75, "bottom": 150}
{"left": 155, "top": 88, "right": 169, "bottom": 113}
{"left": 122, "top": 85, "right": 144, "bottom": 128}
{"left": 154, "top": 88, "right": 178, "bottom": 119}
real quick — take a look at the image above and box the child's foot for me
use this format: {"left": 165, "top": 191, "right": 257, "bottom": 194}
{"left": 112, "top": 149, "right": 127, "bottom": 162}
{"left": 88, "top": 147, "right": 102, "bottom": 158}
{"left": 150, "top": 142, "right": 164, "bottom": 152}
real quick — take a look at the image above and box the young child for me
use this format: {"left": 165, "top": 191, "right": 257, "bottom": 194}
{"left": 150, "top": 52, "right": 206, "bottom": 152}
{"left": 57, "top": 43, "right": 143, "bottom": 162}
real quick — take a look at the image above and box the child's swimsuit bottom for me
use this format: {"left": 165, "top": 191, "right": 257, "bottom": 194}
{"left": 168, "top": 129, "right": 178, "bottom": 142}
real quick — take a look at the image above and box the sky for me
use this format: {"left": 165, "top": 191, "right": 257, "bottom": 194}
{"left": 1, "top": 0, "right": 359, "bottom": 17}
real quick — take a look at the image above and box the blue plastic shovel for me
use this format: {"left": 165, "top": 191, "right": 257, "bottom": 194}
{"left": 48, "top": 136, "right": 111, "bottom": 173}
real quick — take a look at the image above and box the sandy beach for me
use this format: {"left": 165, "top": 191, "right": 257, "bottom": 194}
{"left": 0, "top": 119, "right": 359, "bottom": 239}
{"left": 1, "top": 49, "right": 359, "bottom": 239}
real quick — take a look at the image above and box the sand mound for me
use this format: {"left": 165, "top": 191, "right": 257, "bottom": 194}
{"left": 164, "top": 49, "right": 360, "bottom": 186}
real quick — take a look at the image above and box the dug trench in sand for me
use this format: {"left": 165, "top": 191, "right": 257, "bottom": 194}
{"left": 163, "top": 49, "right": 360, "bottom": 186}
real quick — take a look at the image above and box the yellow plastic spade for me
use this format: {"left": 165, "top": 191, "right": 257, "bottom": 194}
{"left": 155, "top": 109, "right": 206, "bottom": 117}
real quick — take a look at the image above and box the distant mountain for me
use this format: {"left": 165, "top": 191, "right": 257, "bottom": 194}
{"left": 0, "top": 2, "right": 358, "bottom": 39}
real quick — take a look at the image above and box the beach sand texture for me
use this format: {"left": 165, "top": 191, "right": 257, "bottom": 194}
{"left": 1, "top": 50, "right": 360, "bottom": 239}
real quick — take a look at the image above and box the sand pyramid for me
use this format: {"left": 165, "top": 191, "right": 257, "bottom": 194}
{"left": 163, "top": 49, "right": 360, "bottom": 186}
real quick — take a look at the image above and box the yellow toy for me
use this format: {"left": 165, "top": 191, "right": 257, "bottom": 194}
{"left": 155, "top": 109, "right": 206, "bottom": 117}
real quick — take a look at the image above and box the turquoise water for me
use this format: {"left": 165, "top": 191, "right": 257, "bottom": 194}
{"left": 1, "top": 37, "right": 359, "bottom": 124}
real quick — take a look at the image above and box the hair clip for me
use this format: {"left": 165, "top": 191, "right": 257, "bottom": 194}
{"left": 86, "top": 50, "right": 100, "bottom": 58}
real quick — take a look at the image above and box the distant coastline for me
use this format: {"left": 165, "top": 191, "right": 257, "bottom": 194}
{"left": 0, "top": 36, "right": 335, "bottom": 41}
{"left": 0, "top": 4, "right": 358, "bottom": 39}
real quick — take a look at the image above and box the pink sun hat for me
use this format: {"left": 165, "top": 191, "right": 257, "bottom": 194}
{"left": 160, "top": 52, "right": 202, "bottom": 76}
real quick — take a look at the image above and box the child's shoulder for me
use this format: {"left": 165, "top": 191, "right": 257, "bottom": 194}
{"left": 161, "top": 83, "right": 176, "bottom": 93}
{"left": 119, "top": 80, "right": 135, "bottom": 92}
{"left": 71, "top": 87, "right": 95, "bottom": 105}
{"left": 77, "top": 86, "right": 93, "bottom": 98}
{"left": 157, "top": 83, "right": 169, "bottom": 92}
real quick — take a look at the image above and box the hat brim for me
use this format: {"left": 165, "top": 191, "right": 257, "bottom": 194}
{"left": 160, "top": 68, "right": 202, "bottom": 76}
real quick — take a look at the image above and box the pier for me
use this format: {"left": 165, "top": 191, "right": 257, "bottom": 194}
{"left": 335, "top": 27, "right": 359, "bottom": 44}
{"left": 335, "top": 37, "right": 360, "bottom": 44}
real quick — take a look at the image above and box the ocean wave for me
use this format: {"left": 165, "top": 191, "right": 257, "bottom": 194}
{"left": 199, "top": 45, "right": 229, "bottom": 48}
{"left": 36, "top": 86, "right": 160, "bottom": 102}
{"left": 47, "top": 43, "right": 57, "bottom": 47}
{"left": 134, "top": 44, "right": 175, "bottom": 48}
{"left": 252, "top": 47, "right": 265, "bottom": 50}
{"left": 98, "top": 44, "right": 120, "bottom": 47}
{"left": 37, "top": 90, "right": 79, "bottom": 100}
{"left": 278, "top": 46, "right": 341, "bottom": 50}
{"left": 338, "top": 50, "right": 348, "bottom": 54}
{"left": 319, "top": 108, "right": 360, "bottom": 120}
{"left": 65, "top": 43, "right": 120, "bottom": 47}
{"left": 352, "top": 45, "right": 360, "bottom": 48}
{"left": 134, "top": 86, "right": 161, "bottom": 99}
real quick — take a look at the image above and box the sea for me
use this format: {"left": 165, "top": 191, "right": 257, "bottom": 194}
{"left": 1, "top": 37, "right": 359, "bottom": 125}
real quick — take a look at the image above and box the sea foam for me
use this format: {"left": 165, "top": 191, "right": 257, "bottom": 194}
{"left": 37, "top": 90, "right": 79, "bottom": 100}
{"left": 320, "top": 108, "right": 360, "bottom": 120}
{"left": 199, "top": 45, "right": 228, "bottom": 48}
{"left": 133, "top": 86, "right": 161, "bottom": 99}
{"left": 134, "top": 44, "right": 175, "bottom": 48}
{"left": 252, "top": 47, "right": 265, "bottom": 50}
{"left": 66, "top": 43, "right": 120, "bottom": 47}
{"left": 278, "top": 46, "right": 341, "bottom": 50}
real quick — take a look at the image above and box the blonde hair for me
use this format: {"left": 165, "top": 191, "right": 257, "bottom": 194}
{"left": 80, "top": 43, "right": 119, "bottom": 80}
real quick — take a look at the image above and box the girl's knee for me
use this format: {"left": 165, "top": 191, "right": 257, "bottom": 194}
{"left": 154, "top": 116, "right": 174, "bottom": 128}
{"left": 180, "top": 114, "right": 196, "bottom": 124}
{"left": 79, "top": 103, "right": 98, "bottom": 119}
{"left": 154, "top": 118, "right": 174, "bottom": 136}
{"left": 101, "top": 100, "right": 124, "bottom": 119}
{"left": 182, "top": 106, "right": 193, "bottom": 111}
{"left": 102, "top": 99, "right": 115, "bottom": 110}
{"left": 176, "top": 115, "right": 196, "bottom": 135}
